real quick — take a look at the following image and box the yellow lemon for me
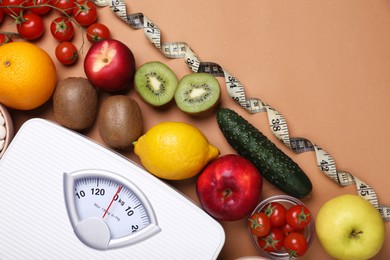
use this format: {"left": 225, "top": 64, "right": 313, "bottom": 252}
{"left": 134, "top": 122, "right": 219, "bottom": 180}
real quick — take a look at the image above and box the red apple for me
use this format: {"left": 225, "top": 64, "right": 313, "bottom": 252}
{"left": 196, "top": 154, "right": 263, "bottom": 221}
{"left": 84, "top": 39, "right": 135, "bottom": 92}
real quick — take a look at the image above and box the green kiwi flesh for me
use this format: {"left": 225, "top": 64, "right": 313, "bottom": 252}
{"left": 135, "top": 61, "right": 178, "bottom": 106}
{"left": 174, "top": 73, "right": 221, "bottom": 114}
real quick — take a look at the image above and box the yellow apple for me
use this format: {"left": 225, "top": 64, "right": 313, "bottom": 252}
{"left": 316, "top": 194, "right": 385, "bottom": 260}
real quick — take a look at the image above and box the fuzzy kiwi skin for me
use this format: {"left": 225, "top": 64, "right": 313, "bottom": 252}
{"left": 98, "top": 95, "right": 143, "bottom": 150}
{"left": 53, "top": 77, "right": 98, "bottom": 130}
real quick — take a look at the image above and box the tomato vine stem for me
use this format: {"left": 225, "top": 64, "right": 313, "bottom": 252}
{"left": 0, "top": 1, "right": 87, "bottom": 53}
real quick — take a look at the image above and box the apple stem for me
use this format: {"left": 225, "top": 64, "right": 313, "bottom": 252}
{"left": 223, "top": 188, "right": 232, "bottom": 198}
{"left": 350, "top": 230, "right": 363, "bottom": 238}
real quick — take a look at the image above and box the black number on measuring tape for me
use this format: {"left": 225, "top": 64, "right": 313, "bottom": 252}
{"left": 232, "top": 96, "right": 240, "bottom": 102}
{"left": 186, "top": 57, "right": 199, "bottom": 70}
{"left": 320, "top": 160, "right": 330, "bottom": 171}
{"left": 146, "top": 21, "right": 156, "bottom": 34}
{"left": 110, "top": 0, "right": 120, "bottom": 12}
{"left": 271, "top": 118, "right": 281, "bottom": 131}
{"left": 359, "top": 183, "right": 370, "bottom": 196}
{"left": 228, "top": 76, "right": 238, "bottom": 89}
{"left": 229, "top": 82, "right": 237, "bottom": 88}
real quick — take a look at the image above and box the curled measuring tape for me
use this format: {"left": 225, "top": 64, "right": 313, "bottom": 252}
{"left": 94, "top": 0, "right": 390, "bottom": 221}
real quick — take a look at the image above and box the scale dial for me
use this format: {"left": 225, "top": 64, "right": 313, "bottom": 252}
{"left": 64, "top": 169, "right": 160, "bottom": 250}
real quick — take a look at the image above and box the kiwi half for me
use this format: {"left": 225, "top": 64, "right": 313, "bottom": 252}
{"left": 174, "top": 73, "right": 221, "bottom": 115}
{"left": 135, "top": 61, "right": 178, "bottom": 106}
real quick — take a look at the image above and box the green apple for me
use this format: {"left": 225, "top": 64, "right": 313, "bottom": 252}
{"left": 316, "top": 194, "right": 385, "bottom": 260}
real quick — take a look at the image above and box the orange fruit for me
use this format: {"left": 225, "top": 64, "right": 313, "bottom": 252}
{"left": 0, "top": 42, "right": 57, "bottom": 110}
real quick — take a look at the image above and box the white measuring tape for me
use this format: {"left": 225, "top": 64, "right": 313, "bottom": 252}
{"left": 93, "top": 0, "right": 390, "bottom": 221}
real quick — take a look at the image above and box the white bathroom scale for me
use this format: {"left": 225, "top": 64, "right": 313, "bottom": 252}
{"left": 0, "top": 118, "right": 225, "bottom": 260}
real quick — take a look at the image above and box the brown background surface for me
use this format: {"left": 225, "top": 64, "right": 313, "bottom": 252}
{"left": 2, "top": 0, "right": 390, "bottom": 259}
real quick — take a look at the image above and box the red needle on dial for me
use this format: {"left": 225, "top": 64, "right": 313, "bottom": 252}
{"left": 102, "top": 185, "right": 122, "bottom": 219}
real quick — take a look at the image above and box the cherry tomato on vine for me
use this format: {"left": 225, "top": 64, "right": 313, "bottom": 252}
{"left": 55, "top": 41, "right": 78, "bottom": 65}
{"left": 26, "top": 0, "right": 52, "bottom": 15}
{"left": 283, "top": 232, "right": 308, "bottom": 257}
{"left": 261, "top": 202, "right": 287, "bottom": 227}
{"left": 1, "top": 0, "right": 26, "bottom": 16}
{"left": 257, "top": 227, "right": 285, "bottom": 253}
{"left": 286, "top": 205, "right": 312, "bottom": 230}
{"left": 86, "top": 22, "right": 110, "bottom": 42}
{"left": 248, "top": 212, "right": 271, "bottom": 237}
{"left": 16, "top": 13, "right": 45, "bottom": 40}
{"left": 0, "top": 34, "right": 13, "bottom": 45}
{"left": 72, "top": 0, "right": 97, "bottom": 27}
{"left": 52, "top": 0, "right": 75, "bottom": 15}
{"left": 50, "top": 17, "right": 74, "bottom": 41}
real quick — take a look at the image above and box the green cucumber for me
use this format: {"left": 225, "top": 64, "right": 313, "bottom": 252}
{"left": 217, "top": 108, "right": 312, "bottom": 199}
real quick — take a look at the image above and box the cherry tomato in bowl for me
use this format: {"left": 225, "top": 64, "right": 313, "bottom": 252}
{"left": 280, "top": 222, "right": 304, "bottom": 236}
{"left": 261, "top": 201, "right": 287, "bottom": 227}
{"left": 283, "top": 232, "right": 308, "bottom": 258}
{"left": 257, "top": 227, "right": 285, "bottom": 253}
{"left": 285, "top": 204, "right": 312, "bottom": 230}
{"left": 248, "top": 212, "right": 271, "bottom": 237}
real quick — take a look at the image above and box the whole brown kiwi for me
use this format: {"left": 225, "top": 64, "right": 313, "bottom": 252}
{"left": 98, "top": 95, "right": 143, "bottom": 150}
{"left": 53, "top": 77, "right": 98, "bottom": 130}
